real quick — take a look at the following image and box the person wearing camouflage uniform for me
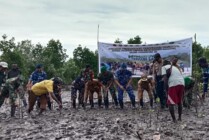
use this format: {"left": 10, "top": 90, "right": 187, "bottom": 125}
{"left": 71, "top": 76, "right": 85, "bottom": 108}
{"left": 0, "top": 62, "right": 8, "bottom": 108}
{"left": 98, "top": 66, "right": 118, "bottom": 109}
{"left": 7, "top": 64, "right": 27, "bottom": 108}
{"left": 115, "top": 63, "right": 136, "bottom": 109}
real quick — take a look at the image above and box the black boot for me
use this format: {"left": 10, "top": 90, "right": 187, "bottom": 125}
{"left": 150, "top": 99, "right": 153, "bottom": 108}
{"left": 119, "top": 102, "right": 124, "bottom": 109}
{"left": 140, "top": 99, "right": 144, "bottom": 108}
{"left": 11, "top": 105, "right": 16, "bottom": 117}
{"left": 72, "top": 100, "right": 76, "bottom": 108}
{"left": 98, "top": 99, "right": 102, "bottom": 108}
{"left": 131, "top": 100, "right": 136, "bottom": 108}
{"left": 90, "top": 100, "right": 94, "bottom": 108}
{"left": 114, "top": 98, "right": 118, "bottom": 107}
{"left": 104, "top": 98, "right": 108, "bottom": 109}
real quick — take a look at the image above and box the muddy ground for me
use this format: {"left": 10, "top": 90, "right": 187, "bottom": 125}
{"left": 0, "top": 91, "right": 209, "bottom": 140}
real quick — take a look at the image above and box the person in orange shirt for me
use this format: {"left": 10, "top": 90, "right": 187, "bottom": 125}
{"left": 27, "top": 77, "right": 62, "bottom": 115}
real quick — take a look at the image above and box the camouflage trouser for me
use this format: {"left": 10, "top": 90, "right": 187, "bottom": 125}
{"left": 71, "top": 87, "right": 84, "bottom": 105}
{"left": 5, "top": 83, "right": 17, "bottom": 106}
{"left": 102, "top": 85, "right": 118, "bottom": 108}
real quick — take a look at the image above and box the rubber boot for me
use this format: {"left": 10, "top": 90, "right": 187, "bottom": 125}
{"left": 90, "top": 100, "right": 94, "bottom": 108}
{"left": 98, "top": 99, "right": 102, "bottom": 108}
{"left": 104, "top": 98, "right": 108, "bottom": 109}
{"left": 72, "top": 100, "right": 76, "bottom": 108}
{"left": 140, "top": 99, "right": 144, "bottom": 108}
{"left": 11, "top": 105, "right": 16, "bottom": 117}
{"left": 119, "top": 101, "right": 124, "bottom": 109}
{"left": 131, "top": 100, "right": 136, "bottom": 108}
{"left": 150, "top": 99, "right": 153, "bottom": 108}
{"left": 114, "top": 98, "right": 118, "bottom": 107}
{"left": 47, "top": 100, "right": 52, "bottom": 110}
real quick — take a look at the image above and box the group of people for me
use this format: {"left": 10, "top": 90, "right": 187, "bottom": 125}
{"left": 0, "top": 53, "right": 208, "bottom": 124}
{"left": 0, "top": 63, "right": 63, "bottom": 117}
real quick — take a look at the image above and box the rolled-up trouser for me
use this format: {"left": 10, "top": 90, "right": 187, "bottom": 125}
{"left": 156, "top": 76, "right": 166, "bottom": 108}
{"left": 28, "top": 91, "right": 47, "bottom": 112}
{"left": 117, "top": 85, "right": 135, "bottom": 107}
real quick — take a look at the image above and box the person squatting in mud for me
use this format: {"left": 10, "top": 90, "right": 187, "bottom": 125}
{"left": 98, "top": 66, "right": 118, "bottom": 109}
{"left": 198, "top": 57, "right": 209, "bottom": 100}
{"left": 137, "top": 73, "right": 154, "bottom": 108}
{"left": 162, "top": 59, "right": 185, "bottom": 123}
{"left": 71, "top": 76, "right": 85, "bottom": 108}
{"left": 27, "top": 77, "right": 62, "bottom": 115}
{"left": 114, "top": 63, "right": 136, "bottom": 109}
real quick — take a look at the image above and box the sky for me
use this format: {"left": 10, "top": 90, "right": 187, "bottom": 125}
{"left": 0, "top": 0, "right": 209, "bottom": 59}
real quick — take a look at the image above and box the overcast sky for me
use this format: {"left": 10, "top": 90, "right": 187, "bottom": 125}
{"left": 0, "top": 0, "right": 208, "bottom": 58}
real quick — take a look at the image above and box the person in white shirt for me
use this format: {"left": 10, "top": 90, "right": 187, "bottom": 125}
{"left": 162, "top": 59, "right": 185, "bottom": 123}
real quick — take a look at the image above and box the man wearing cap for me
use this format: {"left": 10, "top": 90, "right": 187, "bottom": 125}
{"left": 153, "top": 53, "right": 167, "bottom": 109}
{"left": 98, "top": 66, "right": 118, "bottom": 109}
{"left": 115, "top": 63, "right": 136, "bottom": 109}
{"left": 137, "top": 74, "right": 153, "bottom": 108}
{"left": 28, "top": 78, "right": 62, "bottom": 115}
{"left": 0, "top": 62, "right": 8, "bottom": 107}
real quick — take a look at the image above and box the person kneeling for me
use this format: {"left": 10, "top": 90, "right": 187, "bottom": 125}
{"left": 27, "top": 77, "right": 62, "bottom": 115}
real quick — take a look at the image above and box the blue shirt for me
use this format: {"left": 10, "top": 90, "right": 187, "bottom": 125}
{"left": 30, "top": 70, "right": 47, "bottom": 85}
{"left": 115, "top": 69, "right": 132, "bottom": 86}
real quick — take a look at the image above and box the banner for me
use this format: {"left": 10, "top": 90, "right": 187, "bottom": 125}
{"left": 98, "top": 38, "right": 192, "bottom": 77}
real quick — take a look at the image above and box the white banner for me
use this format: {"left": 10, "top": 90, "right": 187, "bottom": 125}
{"left": 98, "top": 38, "right": 193, "bottom": 77}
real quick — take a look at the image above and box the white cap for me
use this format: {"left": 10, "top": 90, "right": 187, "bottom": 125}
{"left": 0, "top": 62, "right": 8, "bottom": 68}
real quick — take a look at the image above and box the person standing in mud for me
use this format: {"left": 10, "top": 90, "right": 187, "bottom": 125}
{"left": 7, "top": 64, "right": 27, "bottom": 108}
{"left": 0, "top": 62, "right": 8, "bottom": 108}
{"left": 114, "top": 63, "right": 135, "bottom": 109}
{"left": 27, "top": 77, "right": 62, "bottom": 115}
{"left": 98, "top": 66, "right": 118, "bottom": 109}
{"left": 162, "top": 60, "right": 185, "bottom": 123}
{"left": 153, "top": 53, "right": 167, "bottom": 109}
{"left": 198, "top": 57, "right": 209, "bottom": 100}
{"left": 71, "top": 76, "right": 85, "bottom": 108}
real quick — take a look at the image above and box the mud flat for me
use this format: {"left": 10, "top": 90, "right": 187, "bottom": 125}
{"left": 0, "top": 92, "right": 209, "bottom": 140}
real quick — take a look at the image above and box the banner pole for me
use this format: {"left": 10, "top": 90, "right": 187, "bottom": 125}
{"left": 97, "top": 24, "right": 100, "bottom": 74}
